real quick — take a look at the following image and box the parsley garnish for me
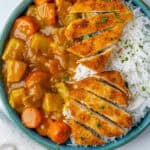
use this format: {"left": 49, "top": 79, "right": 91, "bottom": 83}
{"left": 95, "top": 20, "right": 99, "bottom": 25}
{"left": 99, "top": 105, "right": 105, "bottom": 109}
{"left": 125, "top": 82, "right": 129, "bottom": 89}
{"left": 114, "top": 12, "right": 119, "bottom": 18}
{"left": 116, "top": 19, "right": 125, "bottom": 24}
{"left": 142, "top": 86, "right": 146, "bottom": 91}
{"left": 101, "top": 17, "right": 108, "bottom": 23}
{"left": 139, "top": 44, "right": 143, "bottom": 49}
{"left": 97, "top": 123, "right": 101, "bottom": 128}
{"left": 82, "top": 34, "right": 91, "bottom": 40}
{"left": 129, "top": 44, "right": 133, "bottom": 49}
{"left": 104, "top": 0, "right": 111, "bottom": 2}
{"left": 62, "top": 74, "right": 69, "bottom": 82}
{"left": 105, "top": 27, "right": 112, "bottom": 32}
{"left": 124, "top": 40, "right": 128, "bottom": 45}
{"left": 122, "top": 57, "right": 128, "bottom": 63}
{"left": 80, "top": 136, "right": 86, "bottom": 141}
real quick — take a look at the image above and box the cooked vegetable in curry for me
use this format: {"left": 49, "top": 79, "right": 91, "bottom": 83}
{"left": 2, "top": 0, "right": 133, "bottom": 146}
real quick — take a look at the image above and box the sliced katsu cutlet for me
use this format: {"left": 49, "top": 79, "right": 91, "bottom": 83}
{"left": 70, "top": 89, "right": 132, "bottom": 128}
{"left": 69, "top": 100, "right": 124, "bottom": 137}
{"left": 70, "top": 120, "right": 105, "bottom": 146}
{"left": 65, "top": 12, "right": 133, "bottom": 40}
{"left": 94, "top": 71, "right": 129, "bottom": 95}
{"left": 65, "top": 13, "right": 116, "bottom": 40}
{"left": 70, "top": 0, "right": 130, "bottom": 13}
{"left": 75, "top": 77, "right": 128, "bottom": 107}
{"left": 78, "top": 48, "right": 112, "bottom": 73}
{"left": 67, "top": 24, "right": 123, "bottom": 58}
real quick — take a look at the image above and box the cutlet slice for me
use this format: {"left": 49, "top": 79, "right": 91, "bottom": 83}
{"left": 70, "top": 0, "right": 130, "bottom": 13}
{"left": 65, "top": 13, "right": 116, "bottom": 40}
{"left": 75, "top": 77, "right": 128, "bottom": 107}
{"left": 95, "top": 71, "right": 129, "bottom": 95}
{"left": 78, "top": 48, "right": 112, "bottom": 73}
{"left": 65, "top": 12, "right": 133, "bottom": 40}
{"left": 70, "top": 89, "right": 132, "bottom": 128}
{"left": 67, "top": 24, "right": 123, "bottom": 57}
{"left": 69, "top": 100, "right": 124, "bottom": 137}
{"left": 70, "top": 120, "right": 105, "bottom": 146}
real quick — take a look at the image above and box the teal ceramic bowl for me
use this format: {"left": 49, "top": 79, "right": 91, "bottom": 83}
{"left": 0, "top": 0, "right": 150, "bottom": 150}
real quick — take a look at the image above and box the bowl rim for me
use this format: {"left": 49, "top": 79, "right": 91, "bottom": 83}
{"left": 0, "top": 0, "right": 150, "bottom": 150}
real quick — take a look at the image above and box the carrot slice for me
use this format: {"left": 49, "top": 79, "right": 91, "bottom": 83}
{"left": 36, "top": 118, "right": 53, "bottom": 136}
{"left": 22, "top": 107, "right": 43, "bottom": 128}
{"left": 34, "top": 0, "right": 52, "bottom": 6}
{"left": 12, "top": 16, "right": 38, "bottom": 40}
{"left": 47, "top": 121, "right": 71, "bottom": 144}
{"left": 26, "top": 71, "right": 49, "bottom": 88}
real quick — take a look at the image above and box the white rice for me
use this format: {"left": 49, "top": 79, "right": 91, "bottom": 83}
{"left": 107, "top": 5, "right": 150, "bottom": 124}
{"left": 74, "top": 3, "right": 150, "bottom": 126}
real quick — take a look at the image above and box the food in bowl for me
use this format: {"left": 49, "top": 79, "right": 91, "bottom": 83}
{"left": 1, "top": 0, "right": 150, "bottom": 147}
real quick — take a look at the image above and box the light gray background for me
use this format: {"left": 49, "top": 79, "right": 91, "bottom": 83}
{"left": 0, "top": 0, "right": 150, "bottom": 150}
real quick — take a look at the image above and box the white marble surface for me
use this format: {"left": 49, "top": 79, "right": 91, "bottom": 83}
{"left": 0, "top": 0, "right": 150, "bottom": 150}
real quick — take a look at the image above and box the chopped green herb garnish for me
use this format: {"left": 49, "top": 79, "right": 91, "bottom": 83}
{"left": 95, "top": 20, "right": 99, "bottom": 25}
{"left": 124, "top": 45, "right": 128, "bottom": 49}
{"left": 101, "top": 17, "right": 108, "bottom": 23}
{"left": 104, "top": 0, "right": 111, "bottom": 2}
{"left": 124, "top": 40, "right": 128, "bottom": 45}
{"left": 99, "top": 105, "right": 105, "bottom": 109}
{"left": 105, "top": 27, "right": 112, "bottom": 32}
{"left": 122, "top": 57, "right": 128, "bottom": 63}
{"left": 80, "top": 136, "right": 86, "bottom": 141}
{"left": 90, "top": 112, "right": 93, "bottom": 115}
{"left": 114, "top": 12, "right": 119, "bottom": 18}
{"left": 62, "top": 74, "right": 69, "bottom": 82}
{"left": 125, "top": 82, "right": 129, "bottom": 89}
{"left": 82, "top": 34, "right": 91, "bottom": 40}
{"left": 97, "top": 123, "right": 101, "bottom": 128}
{"left": 139, "top": 44, "right": 143, "bottom": 49}
{"left": 116, "top": 19, "right": 125, "bottom": 24}
{"left": 142, "top": 86, "right": 146, "bottom": 91}
{"left": 129, "top": 44, "right": 133, "bottom": 49}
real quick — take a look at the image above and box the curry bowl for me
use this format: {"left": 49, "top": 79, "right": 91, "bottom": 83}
{"left": 0, "top": 0, "right": 150, "bottom": 150}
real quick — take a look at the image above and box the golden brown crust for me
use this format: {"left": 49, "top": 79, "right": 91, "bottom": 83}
{"left": 70, "top": 0, "right": 129, "bottom": 13}
{"left": 65, "top": 13, "right": 116, "bottom": 40}
{"left": 65, "top": 11, "right": 133, "bottom": 40}
{"left": 95, "top": 71, "right": 129, "bottom": 95}
{"left": 69, "top": 100, "right": 124, "bottom": 137}
{"left": 75, "top": 77, "right": 128, "bottom": 107}
{"left": 70, "top": 120, "right": 105, "bottom": 146}
{"left": 79, "top": 48, "right": 112, "bottom": 73}
{"left": 67, "top": 25, "right": 123, "bottom": 57}
{"left": 70, "top": 89, "right": 132, "bottom": 128}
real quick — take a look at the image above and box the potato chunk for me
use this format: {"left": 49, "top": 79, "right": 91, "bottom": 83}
{"left": 6, "top": 60, "right": 27, "bottom": 82}
{"left": 9, "top": 88, "right": 26, "bottom": 113}
{"left": 42, "top": 93, "right": 64, "bottom": 113}
{"left": 55, "top": 82, "right": 69, "bottom": 101}
{"left": 2, "top": 38, "right": 25, "bottom": 60}
{"left": 30, "top": 33, "right": 51, "bottom": 53}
